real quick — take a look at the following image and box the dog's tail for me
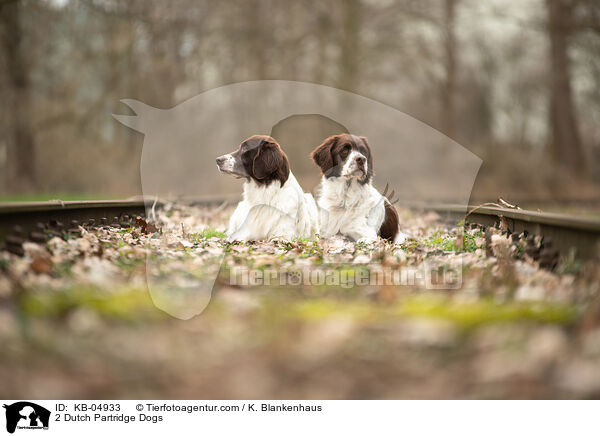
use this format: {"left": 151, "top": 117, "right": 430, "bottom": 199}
{"left": 380, "top": 184, "right": 411, "bottom": 243}
{"left": 381, "top": 183, "right": 399, "bottom": 206}
{"left": 380, "top": 198, "right": 399, "bottom": 242}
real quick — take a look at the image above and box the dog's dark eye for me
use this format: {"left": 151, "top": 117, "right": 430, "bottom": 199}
{"left": 340, "top": 145, "right": 351, "bottom": 157}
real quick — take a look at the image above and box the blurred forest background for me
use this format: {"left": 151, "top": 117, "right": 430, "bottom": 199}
{"left": 0, "top": 0, "right": 599, "bottom": 205}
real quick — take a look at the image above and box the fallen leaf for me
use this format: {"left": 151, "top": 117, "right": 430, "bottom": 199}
{"left": 30, "top": 254, "right": 53, "bottom": 274}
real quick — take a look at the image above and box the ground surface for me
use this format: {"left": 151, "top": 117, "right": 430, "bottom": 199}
{"left": 1, "top": 202, "right": 600, "bottom": 399}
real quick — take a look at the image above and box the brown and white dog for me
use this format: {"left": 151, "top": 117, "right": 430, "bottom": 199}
{"left": 310, "top": 134, "right": 404, "bottom": 243}
{"left": 216, "top": 135, "right": 319, "bottom": 241}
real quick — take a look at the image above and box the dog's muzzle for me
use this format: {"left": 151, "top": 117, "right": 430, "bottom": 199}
{"left": 354, "top": 155, "right": 366, "bottom": 174}
{"left": 216, "top": 154, "right": 233, "bottom": 172}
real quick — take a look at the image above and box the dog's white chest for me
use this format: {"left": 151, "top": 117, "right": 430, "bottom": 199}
{"left": 317, "top": 178, "right": 384, "bottom": 238}
{"left": 227, "top": 172, "right": 318, "bottom": 241}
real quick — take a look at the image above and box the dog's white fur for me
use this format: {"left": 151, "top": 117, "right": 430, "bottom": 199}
{"left": 316, "top": 176, "right": 387, "bottom": 243}
{"left": 228, "top": 172, "right": 319, "bottom": 241}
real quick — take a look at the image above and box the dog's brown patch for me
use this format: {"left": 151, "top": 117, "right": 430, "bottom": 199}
{"left": 379, "top": 200, "right": 399, "bottom": 242}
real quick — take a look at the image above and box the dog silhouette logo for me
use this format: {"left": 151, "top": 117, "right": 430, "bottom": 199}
{"left": 113, "top": 80, "right": 481, "bottom": 319}
{"left": 3, "top": 402, "right": 50, "bottom": 434}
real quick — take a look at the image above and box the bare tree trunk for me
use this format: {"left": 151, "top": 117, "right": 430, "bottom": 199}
{"left": 338, "top": 0, "right": 360, "bottom": 92}
{"left": 0, "top": 0, "right": 36, "bottom": 192}
{"left": 247, "top": 0, "right": 267, "bottom": 79}
{"left": 147, "top": 22, "right": 184, "bottom": 108}
{"left": 546, "top": 0, "right": 585, "bottom": 172}
{"left": 441, "top": 0, "right": 457, "bottom": 139}
{"left": 313, "top": 11, "right": 330, "bottom": 84}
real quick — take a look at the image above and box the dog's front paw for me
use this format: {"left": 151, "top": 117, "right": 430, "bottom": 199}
{"left": 394, "top": 232, "right": 410, "bottom": 244}
{"left": 228, "top": 232, "right": 247, "bottom": 243}
{"left": 356, "top": 237, "right": 377, "bottom": 244}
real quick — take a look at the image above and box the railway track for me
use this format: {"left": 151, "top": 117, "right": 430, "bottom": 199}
{"left": 1, "top": 198, "right": 599, "bottom": 260}
{"left": 416, "top": 203, "right": 600, "bottom": 260}
{"left": 0, "top": 199, "right": 156, "bottom": 255}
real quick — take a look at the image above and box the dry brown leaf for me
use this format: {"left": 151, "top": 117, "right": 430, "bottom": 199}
{"left": 30, "top": 254, "right": 53, "bottom": 274}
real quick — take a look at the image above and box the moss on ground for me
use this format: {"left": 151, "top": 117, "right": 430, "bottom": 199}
{"left": 255, "top": 293, "right": 577, "bottom": 330}
{"left": 21, "top": 286, "right": 164, "bottom": 322}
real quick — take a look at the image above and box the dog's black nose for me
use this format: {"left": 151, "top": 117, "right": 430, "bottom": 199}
{"left": 216, "top": 156, "right": 225, "bottom": 165}
{"left": 355, "top": 156, "right": 366, "bottom": 166}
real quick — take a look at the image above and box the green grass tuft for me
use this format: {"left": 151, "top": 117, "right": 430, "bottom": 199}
{"left": 189, "top": 228, "right": 227, "bottom": 240}
{"left": 424, "top": 230, "right": 482, "bottom": 253}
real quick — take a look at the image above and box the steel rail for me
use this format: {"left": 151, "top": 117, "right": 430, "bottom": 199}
{"left": 0, "top": 199, "right": 156, "bottom": 245}
{"left": 416, "top": 204, "right": 600, "bottom": 259}
{"left": 1, "top": 198, "right": 599, "bottom": 259}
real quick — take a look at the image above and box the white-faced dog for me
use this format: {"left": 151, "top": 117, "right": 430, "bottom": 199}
{"left": 216, "top": 135, "right": 319, "bottom": 241}
{"left": 310, "top": 133, "right": 403, "bottom": 243}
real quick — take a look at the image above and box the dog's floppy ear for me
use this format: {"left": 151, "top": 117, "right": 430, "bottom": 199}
{"left": 360, "top": 136, "right": 374, "bottom": 178}
{"left": 311, "top": 135, "right": 338, "bottom": 174}
{"left": 252, "top": 140, "right": 283, "bottom": 180}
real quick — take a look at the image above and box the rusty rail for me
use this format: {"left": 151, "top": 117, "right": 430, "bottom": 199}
{"left": 0, "top": 200, "right": 156, "bottom": 248}
{"left": 418, "top": 204, "right": 600, "bottom": 259}
{"left": 1, "top": 197, "right": 599, "bottom": 260}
